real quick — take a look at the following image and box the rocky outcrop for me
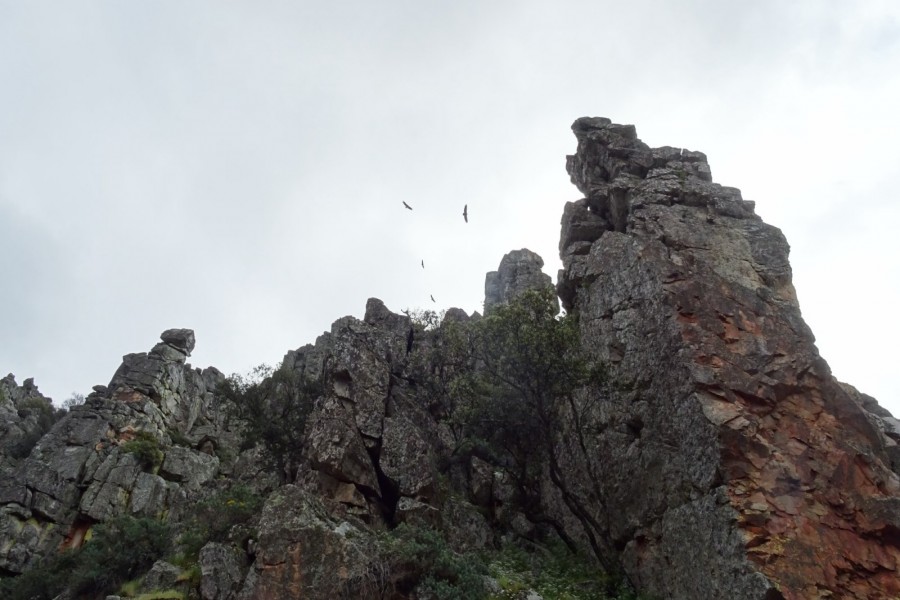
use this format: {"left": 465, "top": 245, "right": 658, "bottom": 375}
{"left": 2, "top": 118, "right": 897, "bottom": 600}
{"left": 556, "top": 117, "right": 900, "bottom": 599}
{"left": 0, "top": 375, "right": 59, "bottom": 467}
{"left": 0, "top": 329, "right": 235, "bottom": 575}
{"left": 484, "top": 248, "right": 556, "bottom": 312}
{"left": 237, "top": 486, "right": 384, "bottom": 599}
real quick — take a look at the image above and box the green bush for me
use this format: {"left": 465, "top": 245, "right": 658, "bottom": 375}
{"left": 0, "top": 515, "right": 172, "bottom": 600}
{"left": 122, "top": 431, "right": 164, "bottom": 471}
{"left": 385, "top": 524, "right": 486, "bottom": 600}
{"left": 175, "top": 485, "right": 262, "bottom": 564}
{"left": 488, "top": 541, "right": 645, "bottom": 600}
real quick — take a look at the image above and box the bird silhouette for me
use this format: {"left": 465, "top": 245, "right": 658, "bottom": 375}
{"left": 463, "top": 204, "right": 468, "bottom": 223}
{"left": 430, "top": 294, "right": 435, "bottom": 303}
{"left": 402, "top": 201, "right": 413, "bottom": 210}
{"left": 421, "top": 260, "right": 424, "bottom": 269}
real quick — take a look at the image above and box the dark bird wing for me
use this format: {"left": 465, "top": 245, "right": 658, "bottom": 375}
{"left": 402, "top": 201, "right": 413, "bottom": 210}
{"left": 463, "top": 204, "right": 468, "bottom": 222}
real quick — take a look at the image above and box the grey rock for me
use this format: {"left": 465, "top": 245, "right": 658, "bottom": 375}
{"left": 139, "top": 560, "right": 182, "bottom": 593}
{"left": 200, "top": 542, "right": 245, "bottom": 600}
{"left": 161, "top": 328, "right": 196, "bottom": 355}
{"left": 306, "top": 397, "right": 379, "bottom": 492}
{"left": 484, "top": 248, "right": 556, "bottom": 312}
{"left": 79, "top": 450, "right": 142, "bottom": 521}
{"left": 555, "top": 117, "right": 900, "bottom": 599}
{"left": 380, "top": 413, "right": 434, "bottom": 497}
{"left": 238, "top": 485, "right": 383, "bottom": 599}
{"left": 130, "top": 472, "right": 169, "bottom": 517}
{"left": 159, "top": 445, "right": 219, "bottom": 490}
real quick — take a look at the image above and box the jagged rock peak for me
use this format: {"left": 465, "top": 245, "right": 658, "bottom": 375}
{"left": 558, "top": 117, "right": 770, "bottom": 312}
{"left": 484, "top": 248, "right": 556, "bottom": 312}
{"left": 558, "top": 117, "right": 900, "bottom": 599}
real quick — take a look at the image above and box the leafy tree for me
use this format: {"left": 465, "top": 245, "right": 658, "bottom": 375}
{"left": 218, "top": 364, "right": 323, "bottom": 481}
{"left": 428, "top": 288, "right": 623, "bottom": 583}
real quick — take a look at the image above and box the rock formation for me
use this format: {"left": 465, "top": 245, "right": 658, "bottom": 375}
{"left": 0, "top": 328, "right": 234, "bottom": 576}
{"left": 557, "top": 116, "right": 900, "bottom": 599}
{"left": 1, "top": 117, "right": 897, "bottom": 599}
{"left": 0, "top": 375, "right": 59, "bottom": 469}
{"left": 484, "top": 248, "right": 556, "bottom": 312}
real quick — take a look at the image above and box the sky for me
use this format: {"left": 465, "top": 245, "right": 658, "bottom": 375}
{"left": 1, "top": 1, "right": 898, "bottom": 417}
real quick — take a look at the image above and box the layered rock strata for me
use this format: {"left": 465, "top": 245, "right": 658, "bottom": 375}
{"left": 0, "top": 329, "right": 233, "bottom": 575}
{"left": 557, "top": 117, "right": 900, "bottom": 599}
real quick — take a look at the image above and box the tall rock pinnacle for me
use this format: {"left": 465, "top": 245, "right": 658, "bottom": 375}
{"left": 557, "top": 117, "right": 900, "bottom": 599}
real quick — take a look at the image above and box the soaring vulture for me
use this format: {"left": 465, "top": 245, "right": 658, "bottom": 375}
{"left": 463, "top": 204, "right": 468, "bottom": 223}
{"left": 402, "top": 201, "right": 413, "bottom": 210}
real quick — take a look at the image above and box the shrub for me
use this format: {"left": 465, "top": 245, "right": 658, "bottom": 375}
{"left": 385, "top": 524, "right": 486, "bottom": 600}
{"left": 175, "top": 485, "right": 262, "bottom": 564}
{"left": 122, "top": 431, "right": 164, "bottom": 471}
{"left": 488, "top": 541, "right": 646, "bottom": 600}
{"left": 0, "top": 515, "right": 172, "bottom": 600}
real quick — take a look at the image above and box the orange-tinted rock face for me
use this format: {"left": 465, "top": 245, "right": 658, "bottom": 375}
{"left": 559, "top": 117, "right": 900, "bottom": 599}
{"left": 671, "top": 265, "right": 900, "bottom": 599}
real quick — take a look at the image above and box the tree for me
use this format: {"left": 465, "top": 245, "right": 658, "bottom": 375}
{"left": 60, "top": 392, "right": 85, "bottom": 410}
{"left": 218, "top": 364, "right": 323, "bottom": 481}
{"left": 438, "top": 287, "right": 623, "bottom": 582}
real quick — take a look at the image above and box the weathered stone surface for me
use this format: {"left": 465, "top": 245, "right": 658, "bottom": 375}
{"left": 3, "top": 120, "right": 897, "bottom": 600}
{"left": 161, "top": 328, "right": 196, "bottom": 355}
{"left": 238, "top": 485, "right": 384, "bottom": 599}
{"left": 200, "top": 542, "right": 246, "bottom": 600}
{"left": 484, "top": 248, "right": 556, "bottom": 312}
{"left": 0, "top": 330, "right": 238, "bottom": 575}
{"left": 139, "top": 560, "right": 182, "bottom": 593}
{"left": 0, "top": 374, "right": 58, "bottom": 465}
{"left": 79, "top": 449, "right": 143, "bottom": 521}
{"left": 159, "top": 445, "right": 219, "bottom": 490}
{"left": 556, "top": 117, "right": 900, "bottom": 599}
{"left": 306, "top": 396, "right": 380, "bottom": 493}
{"left": 380, "top": 412, "right": 434, "bottom": 498}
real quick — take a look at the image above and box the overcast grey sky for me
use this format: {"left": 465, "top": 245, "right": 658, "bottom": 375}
{"left": 1, "top": 1, "right": 898, "bottom": 416}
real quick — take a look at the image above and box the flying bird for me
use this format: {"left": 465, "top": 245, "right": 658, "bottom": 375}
{"left": 421, "top": 260, "right": 424, "bottom": 269}
{"left": 463, "top": 204, "right": 468, "bottom": 223}
{"left": 430, "top": 294, "right": 436, "bottom": 303}
{"left": 402, "top": 201, "right": 413, "bottom": 210}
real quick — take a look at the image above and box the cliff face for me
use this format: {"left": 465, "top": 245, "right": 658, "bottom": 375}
{"left": 1, "top": 118, "right": 898, "bottom": 600}
{"left": 558, "top": 117, "right": 900, "bottom": 599}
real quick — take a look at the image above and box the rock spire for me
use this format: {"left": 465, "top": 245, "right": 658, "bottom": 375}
{"left": 557, "top": 116, "right": 900, "bottom": 599}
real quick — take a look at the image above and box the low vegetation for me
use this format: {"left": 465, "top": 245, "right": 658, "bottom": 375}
{"left": 0, "top": 515, "right": 172, "bottom": 600}
{"left": 384, "top": 523, "right": 487, "bottom": 600}
{"left": 174, "top": 484, "right": 262, "bottom": 565}
{"left": 122, "top": 431, "right": 164, "bottom": 471}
